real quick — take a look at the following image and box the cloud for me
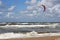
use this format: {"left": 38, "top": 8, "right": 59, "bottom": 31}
{"left": 5, "top": 12, "right": 12, "bottom": 18}
{"left": 8, "top": 5, "right": 16, "bottom": 12}
{"left": 0, "top": 1, "right": 16, "bottom": 13}
{"left": 20, "top": 0, "right": 60, "bottom": 18}
{"left": 5, "top": 12, "right": 15, "bottom": 18}
{"left": 25, "top": 0, "right": 37, "bottom": 5}
{"left": 1, "top": 5, "right": 16, "bottom": 18}
{"left": 45, "top": 13, "right": 54, "bottom": 17}
{"left": 5, "top": 12, "right": 22, "bottom": 19}
{"left": 31, "top": 0, "right": 37, "bottom": 4}
{"left": 0, "top": 0, "right": 18, "bottom": 20}
{"left": 40, "top": 0, "right": 60, "bottom": 7}
{"left": 53, "top": 5, "right": 60, "bottom": 13}
{"left": 26, "top": 10, "right": 37, "bottom": 17}
{"left": 20, "top": 10, "right": 28, "bottom": 14}
{"left": 3, "top": 5, "right": 16, "bottom": 18}
{"left": 32, "top": 10, "right": 37, "bottom": 13}
{"left": 40, "top": 0, "right": 60, "bottom": 13}
{"left": 0, "top": 0, "right": 60, "bottom": 22}
{"left": 0, "top": 12, "right": 3, "bottom": 14}
{"left": 25, "top": 0, "right": 30, "bottom": 4}
{"left": 26, "top": 14, "right": 34, "bottom": 17}
{"left": 0, "top": 0, "right": 5, "bottom": 9}
{"left": 27, "top": 6, "right": 34, "bottom": 10}
{"left": 0, "top": 1, "right": 2, "bottom": 5}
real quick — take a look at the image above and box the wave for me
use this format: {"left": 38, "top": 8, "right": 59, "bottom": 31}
{"left": 0, "top": 23, "right": 60, "bottom": 33}
{"left": 1, "top": 23, "right": 59, "bottom": 28}
{"left": 0, "top": 31, "right": 60, "bottom": 39}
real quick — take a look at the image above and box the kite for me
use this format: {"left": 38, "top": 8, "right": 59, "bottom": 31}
{"left": 41, "top": 4, "right": 46, "bottom": 12}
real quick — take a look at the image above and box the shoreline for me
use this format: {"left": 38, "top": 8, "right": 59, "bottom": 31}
{"left": 1, "top": 36, "right": 60, "bottom": 40}
{"left": 0, "top": 33, "right": 60, "bottom": 39}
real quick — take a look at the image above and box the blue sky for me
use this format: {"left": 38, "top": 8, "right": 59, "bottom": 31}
{"left": 0, "top": 0, "right": 60, "bottom": 22}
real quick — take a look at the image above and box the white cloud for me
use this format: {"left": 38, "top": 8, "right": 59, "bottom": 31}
{"left": 27, "top": 14, "right": 34, "bottom": 17}
{"left": 39, "top": 0, "right": 60, "bottom": 17}
{"left": 25, "top": 0, "right": 30, "bottom": 4}
{"left": 49, "top": 4, "right": 60, "bottom": 14}
{"left": 6, "top": 12, "right": 12, "bottom": 18}
{"left": 5, "top": 12, "right": 21, "bottom": 19}
{"left": 53, "top": 5, "right": 60, "bottom": 13}
{"left": 25, "top": 0, "right": 37, "bottom": 5}
{"left": 0, "top": 12, "right": 3, "bottom": 14}
{"left": 20, "top": 10, "right": 28, "bottom": 14}
{"left": 25, "top": 11, "right": 37, "bottom": 17}
{"left": 45, "top": 13, "right": 54, "bottom": 17}
{"left": 33, "top": 10, "right": 37, "bottom": 13}
{"left": 37, "top": 1, "right": 42, "bottom": 7}
{"left": 0, "top": 1, "right": 2, "bottom": 5}
{"left": 26, "top": 14, "right": 36, "bottom": 17}
{"left": 0, "top": 0, "right": 5, "bottom": 9}
{"left": 0, "top": 0, "right": 17, "bottom": 19}
{"left": 20, "top": 0, "right": 60, "bottom": 18}
{"left": 31, "top": 0, "right": 37, "bottom": 4}
{"left": 5, "top": 12, "right": 15, "bottom": 18}
{"left": 27, "top": 6, "right": 34, "bottom": 10}
{"left": 0, "top": 1, "right": 16, "bottom": 13}
{"left": 8, "top": 5, "right": 16, "bottom": 12}
{"left": 40, "top": 0, "right": 60, "bottom": 7}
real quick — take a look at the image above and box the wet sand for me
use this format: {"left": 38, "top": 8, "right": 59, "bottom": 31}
{"left": 0, "top": 36, "right": 60, "bottom": 40}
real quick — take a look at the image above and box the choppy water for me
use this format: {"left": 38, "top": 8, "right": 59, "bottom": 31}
{"left": 0, "top": 23, "right": 60, "bottom": 39}
{"left": 0, "top": 25, "right": 60, "bottom": 33}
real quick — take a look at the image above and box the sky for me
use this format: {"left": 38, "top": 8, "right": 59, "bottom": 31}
{"left": 0, "top": 0, "right": 60, "bottom": 22}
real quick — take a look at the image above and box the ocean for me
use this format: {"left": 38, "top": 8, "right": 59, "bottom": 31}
{"left": 0, "top": 22, "right": 60, "bottom": 33}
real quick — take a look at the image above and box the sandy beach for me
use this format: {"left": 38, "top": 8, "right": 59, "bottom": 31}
{"left": 0, "top": 36, "right": 60, "bottom": 40}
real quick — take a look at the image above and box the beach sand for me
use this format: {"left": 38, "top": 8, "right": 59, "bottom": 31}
{"left": 0, "top": 36, "right": 60, "bottom": 40}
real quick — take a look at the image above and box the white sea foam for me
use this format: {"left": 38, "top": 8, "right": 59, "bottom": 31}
{"left": 0, "top": 23, "right": 59, "bottom": 28}
{"left": 0, "top": 31, "right": 60, "bottom": 39}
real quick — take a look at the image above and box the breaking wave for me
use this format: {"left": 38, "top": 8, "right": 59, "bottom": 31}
{"left": 0, "top": 31, "right": 60, "bottom": 39}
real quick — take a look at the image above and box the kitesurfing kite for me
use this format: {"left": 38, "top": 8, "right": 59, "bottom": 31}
{"left": 41, "top": 4, "right": 46, "bottom": 12}
{"left": 26, "top": 0, "right": 46, "bottom": 12}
